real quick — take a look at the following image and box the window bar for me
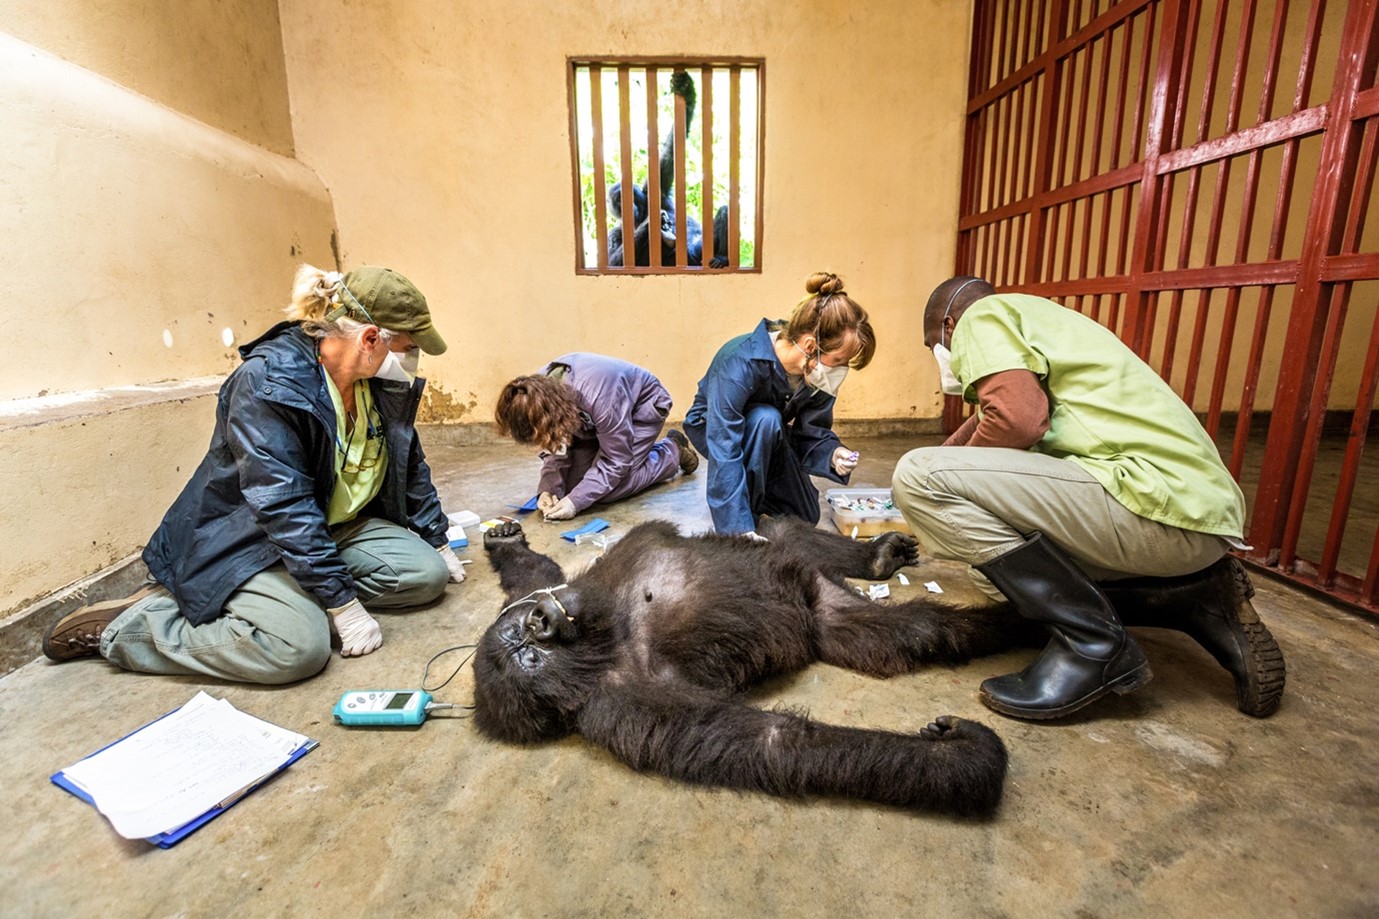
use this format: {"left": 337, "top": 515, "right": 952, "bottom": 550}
{"left": 700, "top": 65, "right": 715, "bottom": 269}
{"left": 754, "top": 64, "right": 766, "bottom": 269}
{"left": 616, "top": 66, "right": 635, "bottom": 273}
{"left": 728, "top": 66, "right": 741, "bottom": 269}
{"left": 1003, "top": 0, "right": 1019, "bottom": 82}
{"left": 645, "top": 66, "right": 662, "bottom": 269}
{"left": 1108, "top": 19, "right": 1131, "bottom": 170}
{"left": 590, "top": 66, "right": 610, "bottom": 272}
{"left": 673, "top": 74, "right": 689, "bottom": 267}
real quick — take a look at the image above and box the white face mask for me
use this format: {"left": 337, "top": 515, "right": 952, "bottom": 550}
{"left": 932, "top": 343, "right": 963, "bottom": 395}
{"left": 374, "top": 347, "right": 419, "bottom": 384}
{"left": 806, "top": 361, "right": 849, "bottom": 396}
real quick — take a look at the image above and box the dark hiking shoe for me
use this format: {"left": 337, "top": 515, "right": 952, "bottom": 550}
{"left": 1101, "top": 558, "right": 1286, "bottom": 717}
{"left": 43, "top": 585, "right": 159, "bottom": 662}
{"left": 667, "top": 429, "right": 699, "bottom": 475}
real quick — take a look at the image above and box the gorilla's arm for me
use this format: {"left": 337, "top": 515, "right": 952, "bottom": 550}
{"left": 576, "top": 684, "right": 1007, "bottom": 817}
{"left": 484, "top": 523, "right": 568, "bottom": 603}
{"left": 757, "top": 516, "right": 920, "bottom": 581}
{"left": 710, "top": 205, "right": 730, "bottom": 268}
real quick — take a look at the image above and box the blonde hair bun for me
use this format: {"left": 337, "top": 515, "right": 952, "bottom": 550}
{"left": 805, "top": 272, "right": 846, "bottom": 297}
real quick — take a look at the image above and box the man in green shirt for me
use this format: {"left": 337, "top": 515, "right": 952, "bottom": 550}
{"left": 892, "top": 276, "right": 1285, "bottom": 721}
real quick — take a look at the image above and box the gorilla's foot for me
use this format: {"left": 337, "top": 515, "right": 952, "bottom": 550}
{"left": 868, "top": 531, "right": 920, "bottom": 580}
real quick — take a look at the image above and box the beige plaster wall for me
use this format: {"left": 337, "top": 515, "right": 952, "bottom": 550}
{"left": 278, "top": 0, "right": 972, "bottom": 426}
{"left": 0, "top": 0, "right": 295, "bottom": 154}
{"left": 0, "top": 21, "right": 336, "bottom": 615}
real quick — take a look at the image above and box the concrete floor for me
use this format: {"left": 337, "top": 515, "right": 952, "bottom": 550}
{"left": 3, "top": 433, "right": 1379, "bottom": 917}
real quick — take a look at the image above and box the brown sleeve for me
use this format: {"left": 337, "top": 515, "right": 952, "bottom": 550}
{"left": 941, "top": 412, "right": 980, "bottom": 446}
{"left": 965, "top": 369, "right": 1050, "bottom": 449}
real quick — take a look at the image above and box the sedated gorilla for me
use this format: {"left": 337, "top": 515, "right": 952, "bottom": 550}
{"left": 473, "top": 516, "right": 1044, "bottom": 817}
{"left": 608, "top": 71, "right": 730, "bottom": 269}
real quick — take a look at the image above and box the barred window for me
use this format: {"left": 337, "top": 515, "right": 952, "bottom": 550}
{"left": 568, "top": 58, "right": 764, "bottom": 274}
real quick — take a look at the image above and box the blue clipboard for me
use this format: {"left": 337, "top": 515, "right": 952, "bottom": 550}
{"left": 51, "top": 705, "right": 318, "bottom": 848}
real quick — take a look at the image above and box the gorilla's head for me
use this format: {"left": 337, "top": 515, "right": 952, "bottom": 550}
{"left": 472, "top": 586, "right": 615, "bottom": 744}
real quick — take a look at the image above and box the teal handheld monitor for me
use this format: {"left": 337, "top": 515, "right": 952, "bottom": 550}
{"left": 333, "top": 690, "right": 434, "bottom": 727}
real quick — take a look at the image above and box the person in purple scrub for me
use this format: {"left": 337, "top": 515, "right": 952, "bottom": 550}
{"left": 494, "top": 353, "right": 699, "bottom": 521}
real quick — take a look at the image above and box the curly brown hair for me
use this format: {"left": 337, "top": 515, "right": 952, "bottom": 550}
{"left": 494, "top": 374, "right": 582, "bottom": 452}
{"left": 782, "top": 271, "right": 876, "bottom": 370}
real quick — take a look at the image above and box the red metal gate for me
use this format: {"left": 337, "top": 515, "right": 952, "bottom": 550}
{"left": 958, "top": 0, "right": 1379, "bottom": 613}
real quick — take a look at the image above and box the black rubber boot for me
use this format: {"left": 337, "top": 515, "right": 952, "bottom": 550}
{"left": 1100, "top": 557, "right": 1285, "bottom": 717}
{"left": 977, "top": 534, "right": 1151, "bottom": 720}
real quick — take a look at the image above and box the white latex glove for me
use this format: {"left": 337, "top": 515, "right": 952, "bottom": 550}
{"left": 742, "top": 531, "right": 769, "bottom": 542}
{"left": 438, "top": 544, "right": 470, "bottom": 583}
{"left": 831, "top": 446, "right": 859, "bottom": 476}
{"left": 328, "top": 598, "right": 382, "bottom": 657}
{"left": 543, "top": 495, "right": 577, "bottom": 521}
{"left": 536, "top": 492, "right": 559, "bottom": 513}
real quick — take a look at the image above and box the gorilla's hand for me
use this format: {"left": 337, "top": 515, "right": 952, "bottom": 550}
{"left": 484, "top": 521, "right": 527, "bottom": 550}
{"left": 868, "top": 531, "right": 920, "bottom": 580}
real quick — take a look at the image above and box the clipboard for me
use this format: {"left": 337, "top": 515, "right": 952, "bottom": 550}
{"left": 50, "top": 700, "right": 318, "bottom": 848}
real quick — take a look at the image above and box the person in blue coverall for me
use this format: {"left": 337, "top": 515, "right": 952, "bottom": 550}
{"left": 684, "top": 272, "right": 875, "bottom": 537}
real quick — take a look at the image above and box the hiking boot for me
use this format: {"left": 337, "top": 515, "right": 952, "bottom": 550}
{"left": 42, "top": 585, "right": 160, "bottom": 662}
{"left": 1101, "top": 557, "right": 1285, "bottom": 717}
{"left": 667, "top": 429, "right": 699, "bottom": 475}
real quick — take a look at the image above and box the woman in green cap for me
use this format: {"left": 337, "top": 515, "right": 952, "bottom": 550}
{"left": 42, "top": 263, "right": 466, "bottom": 683}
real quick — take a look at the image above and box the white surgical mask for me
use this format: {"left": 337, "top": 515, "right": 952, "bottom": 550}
{"left": 932, "top": 343, "right": 963, "bottom": 395}
{"left": 374, "top": 347, "right": 419, "bottom": 384}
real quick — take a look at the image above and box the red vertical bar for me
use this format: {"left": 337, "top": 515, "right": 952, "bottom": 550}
{"left": 1023, "top": 1, "right": 1068, "bottom": 282}
{"left": 1317, "top": 283, "right": 1378, "bottom": 584}
{"left": 1292, "top": 0, "right": 1327, "bottom": 112}
{"left": 1126, "top": 0, "right": 1196, "bottom": 354}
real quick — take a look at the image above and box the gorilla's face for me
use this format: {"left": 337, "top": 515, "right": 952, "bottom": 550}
{"left": 473, "top": 588, "right": 604, "bottom": 744}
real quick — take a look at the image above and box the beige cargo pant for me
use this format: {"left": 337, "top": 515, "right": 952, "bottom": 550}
{"left": 891, "top": 446, "right": 1231, "bottom": 600}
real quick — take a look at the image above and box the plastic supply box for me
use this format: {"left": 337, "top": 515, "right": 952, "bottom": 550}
{"left": 825, "top": 488, "right": 912, "bottom": 537}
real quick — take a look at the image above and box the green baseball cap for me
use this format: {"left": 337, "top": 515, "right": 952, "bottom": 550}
{"left": 332, "top": 266, "right": 448, "bottom": 355}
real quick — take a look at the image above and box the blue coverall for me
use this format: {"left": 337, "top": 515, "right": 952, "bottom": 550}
{"left": 684, "top": 319, "right": 851, "bottom": 534}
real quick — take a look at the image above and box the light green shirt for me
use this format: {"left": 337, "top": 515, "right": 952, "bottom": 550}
{"left": 949, "top": 293, "right": 1245, "bottom": 538}
{"left": 322, "top": 373, "right": 388, "bottom": 527}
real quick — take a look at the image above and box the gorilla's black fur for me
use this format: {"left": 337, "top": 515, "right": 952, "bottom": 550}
{"left": 474, "top": 516, "right": 1044, "bottom": 817}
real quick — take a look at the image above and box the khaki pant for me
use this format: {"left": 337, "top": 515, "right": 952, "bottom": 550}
{"left": 101, "top": 518, "right": 449, "bottom": 684}
{"left": 891, "top": 447, "right": 1230, "bottom": 599}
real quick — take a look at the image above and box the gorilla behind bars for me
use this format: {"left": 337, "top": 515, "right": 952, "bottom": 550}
{"left": 473, "top": 517, "right": 1043, "bottom": 817}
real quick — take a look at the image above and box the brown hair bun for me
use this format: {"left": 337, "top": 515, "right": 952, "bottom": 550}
{"left": 805, "top": 272, "right": 846, "bottom": 297}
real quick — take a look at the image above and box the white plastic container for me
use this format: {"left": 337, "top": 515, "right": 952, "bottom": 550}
{"left": 825, "top": 488, "right": 911, "bottom": 537}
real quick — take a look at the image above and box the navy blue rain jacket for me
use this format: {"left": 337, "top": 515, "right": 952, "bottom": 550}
{"left": 142, "top": 322, "right": 449, "bottom": 625}
{"left": 683, "top": 318, "right": 847, "bottom": 534}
